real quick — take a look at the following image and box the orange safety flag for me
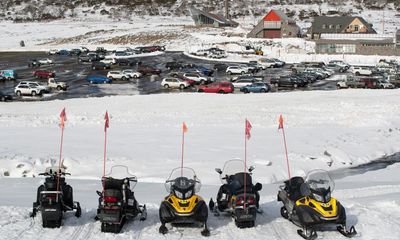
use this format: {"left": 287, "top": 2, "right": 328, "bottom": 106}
{"left": 182, "top": 122, "right": 188, "bottom": 133}
{"left": 245, "top": 119, "right": 252, "bottom": 140}
{"left": 104, "top": 111, "right": 109, "bottom": 132}
{"left": 59, "top": 108, "right": 67, "bottom": 129}
{"left": 278, "top": 114, "right": 284, "bottom": 130}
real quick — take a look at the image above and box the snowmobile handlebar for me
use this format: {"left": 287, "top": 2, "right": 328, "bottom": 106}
{"left": 38, "top": 172, "right": 70, "bottom": 176}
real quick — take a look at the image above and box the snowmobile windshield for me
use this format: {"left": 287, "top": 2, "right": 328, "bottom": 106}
{"left": 104, "top": 165, "right": 138, "bottom": 190}
{"left": 305, "top": 170, "right": 335, "bottom": 202}
{"left": 220, "top": 159, "right": 247, "bottom": 184}
{"left": 165, "top": 167, "right": 201, "bottom": 195}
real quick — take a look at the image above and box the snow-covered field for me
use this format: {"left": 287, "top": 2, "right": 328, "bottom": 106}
{"left": 0, "top": 90, "right": 400, "bottom": 239}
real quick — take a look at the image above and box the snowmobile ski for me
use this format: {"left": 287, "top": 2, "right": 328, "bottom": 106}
{"left": 337, "top": 225, "right": 357, "bottom": 238}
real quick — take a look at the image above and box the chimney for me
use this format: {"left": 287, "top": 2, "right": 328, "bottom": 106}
{"left": 225, "top": 0, "right": 229, "bottom": 19}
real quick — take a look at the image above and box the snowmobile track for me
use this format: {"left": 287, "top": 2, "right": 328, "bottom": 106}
{"left": 10, "top": 217, "right": 35, "bottom": 240}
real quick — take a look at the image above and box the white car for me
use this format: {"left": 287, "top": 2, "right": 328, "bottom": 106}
{"left": 101, "top": 58, "right": 116, "bottom": 65}
{"left": 14, "top": 81, "right": 50, "bottom": 96}
{"left": 258, "top": 58, "right": 276, "bottom": 69}
{"left": 183, "top": 72, "right": 212, "bottom": 84}
{"left": 194, "top": 49, "right": 210, "bottom": 56}
{"left": 352, "top": 66, "right": 373, "bottom": 76}
{"left": 161, "top": 78, "right": 190, "bottom": 89}
{"left": 209, "top": 51, "right": 227, "bottom": 59}
{"left": 38, "top": 58, "right": 54, "bottom": 65}
{"left": 106, "top": 71, "right": 130, "bottom": 80}
{"left": 122, "top": 70, "right": 142, "bottom": 79}
{"left": 231, "top": 79, "right": 256, "bottom": 88}
{"left": 48, "top": 49, "right": 59, "bottom": 55}
{"left": 226, "top": 66, "right": 248, "bottom": 75}
{"left": 377, "top": 79, "right": 395, "bottom": 89}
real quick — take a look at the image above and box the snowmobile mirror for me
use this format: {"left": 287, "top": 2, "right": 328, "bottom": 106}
{"left": 300, "top": 183, "right": 311, "bottom": 196}
{"left": 254, "top": 182, "right": 262, "bottom": 191}
{"left": 215, "top": 168, "right": 222, "bottom": 174}
{"left": 249, "top": 166, "right": 255, "bottom": 172}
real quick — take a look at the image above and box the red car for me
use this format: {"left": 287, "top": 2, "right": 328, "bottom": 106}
{"left": 198, "top": 82, "right": 234, "bottom": 94}
{"left": 182, "top": 78, "right": 196, "bottom": 86}
{"left": 33, "top": 70, "right": 55, "bottom": 79}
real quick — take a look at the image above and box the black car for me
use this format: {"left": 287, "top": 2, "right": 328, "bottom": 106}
{"left": 165, "top": 61, "right": 185, "bottom": 70}
{"left": 96, "top": 47, "right": 107, "bottom": 54}
{"left": 271, "top": 76, "right": 305, "bottom": 88}
{"left": 92, "top": 62, "right": 111, "bottom": 70}
{"left": 78, "top": 53, "right": 99, "bottom": 62}
{"left": 70, "top": 49, "right": 82, "bottom": 56}
{"left": 213, "top": 63, "right": 228, "bottom": 72}
{"left": 0, "top": 91, "right": 12, "bottom": 101}
{"left": 115, "top": 58, "right": 139, "bottom": 66}
{"left": 28, "top": 59, "right": 41, "bottom": 67}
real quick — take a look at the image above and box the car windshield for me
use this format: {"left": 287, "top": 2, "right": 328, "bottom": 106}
{"left": 165, "top": 167, "right": 201, "bottom": 193}
{"left": 220, "top": 159, "right": 246, "bottom": 183}
{"left": 305, "top": 169, "right": 335, "bottom": 193}
{"left": 104, "top": 165, "right": 137, "bottom": 190}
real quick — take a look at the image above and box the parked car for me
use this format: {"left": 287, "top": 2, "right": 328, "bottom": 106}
{"left": 0, "top": 70, "right": 17, "bottom": 80}
{"left": 79, "top": 53, "right": 99, "bottom": 62}
{"left": 138, "top": 65, "right": 161, "bottom": 75}
{"left": 362, "top": 78, "right": 395, "bottom": 89}
{"left": 96, "top": 47, "right": 107, "bottom": 54}
{"left": 198, "top": 82, "right": 234, "bottom": 93}
{"left": 33, "top": 70, "right": 55, "bottom": 79}
{"left": 57, "top": 49, "right": 70, "bottom": 56}
{"left": 329, "top": 60, "right": 350, "bottom": 70}
{"left": 47, "top": 49, "right": 59, "bottom": 55}
{"left": 100, "top": 58, "right": 116, "bottom": 65}
{"left": 0, "top": 91, "right": 12, "bottom": 101}
{"left": 326, "top": 63, "right": 346, "bottom": 73}
{"left": 231, "top": 79, "right": 256, "bottom": 88}
{"left": 70, "top": 49, "right": 82, "bottom": 56}
{"left": 352, "top": 66, "right": 373, "bottom": 76}
{"left": 165, "top": 61, "right": 192, "bottom": 70}
{"left": 303, "top": 68, "right": 327, "bottom": 79}
{"left": 183, "top": 72, "right": 213, "bottom": 84}
{"left": 28, "top": 59, "right": 41, "bottom": 67}
{"left": 209, "top": 51, "right": 227, "bottom": 59}
{"left": 38, "top": 58, "right": 54, "bottom": 65}
{"left": 14, "top": 81, "right": 50, "bottom": 96}
{"left": 86, "top": 75, "right": 112, "bottom": 84}
{"left": 271, "top": 58, "right": 286, "bottom": 67}
{"left": 122, "top": 70, "right": 142, "bottom": 79}
{"left": 92, "top": 62, "right": 111, "bottom": 70}
{"left": 161, "top": 78, "right": 190, "bottom": 89}
{"left": 48, "top": 78, "right": 68, "bottom": 91}
{"left": 106, "top": 71, "right": 130, "bottom": 80}
{"left": 337, "top": 77, "right": 366, "bottom": 89}
{"left": 258, "top": 58, "right": 276, "bottom": 69}
{"left": 190, "top": 66, "right": 214, "bottom": 76}
{"left": 247, "top": 61, "right": 264, "bottom": 71}
{"left": 213, "top": 63, "right": 228, "bottom": 72}
{"left": 270, "top": 76, "right": 306, "bottom": 88}
{"left": 115, "top": 58, "right": 138, "bottom": 66}
{"left": 240, "top": 82, "right": 270, "bottom": 93}
{"left": 226, "top": 66, "right": 247, "bottom": 75}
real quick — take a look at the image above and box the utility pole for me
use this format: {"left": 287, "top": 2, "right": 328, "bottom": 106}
{"left": 225, "top": 0, "right": 229, "bottom": 19}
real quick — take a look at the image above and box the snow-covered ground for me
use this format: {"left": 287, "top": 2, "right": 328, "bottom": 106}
{"left": 1, "top": 90, "right": 400, "bottom": 239}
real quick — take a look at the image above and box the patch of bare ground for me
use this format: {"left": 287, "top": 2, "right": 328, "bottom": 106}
{"left": 39, "top": 29, "right": 123, "bottom": 45}
{"left": 97, "top": 32, "right": 189, "bottom": 45}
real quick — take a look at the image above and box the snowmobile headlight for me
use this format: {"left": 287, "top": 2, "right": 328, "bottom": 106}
{"left": 185, "top": 190, "right": 193, "bottom": 199}
{"left": 313, "top": 193, "right": 324, "bottom": 202}
{"left": 174, "top": 190, "right": 183, "bottom": 199}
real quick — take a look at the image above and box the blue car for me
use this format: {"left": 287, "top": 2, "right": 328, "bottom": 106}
{"left": 87, "top": 75, "right": 112, "bottom": 84}
{"left": 240, "top": 82, "right": 270, "bottom": 93}
{"left": 195, "top": 66, "right": 214, "bottom": 76}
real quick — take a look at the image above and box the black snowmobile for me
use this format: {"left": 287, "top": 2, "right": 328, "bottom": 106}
{"left": 209, "top": 159, "right": 262, "bottom": 228}
{"left": 277, "top": 169, "right": 357, "bottom": 240}
{"left": 30, "top": 167, "right": 81, "bottom": 228}
{"left": 159, "top": 167, "right": 210, "bottom": 237}
{"left": 96, "top": 165, "right": 147, "bottom": 233}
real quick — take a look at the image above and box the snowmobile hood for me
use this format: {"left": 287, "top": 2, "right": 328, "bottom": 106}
{"left": 296, "top": 196, "right": 338, "bottom": 219}
{"left": 164, "top": 194, "right": 203, "bottom": 215}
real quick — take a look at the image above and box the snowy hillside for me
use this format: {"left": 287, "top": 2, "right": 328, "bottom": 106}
{"left": 0, "top": 90, "right": 400, "bottom": 239}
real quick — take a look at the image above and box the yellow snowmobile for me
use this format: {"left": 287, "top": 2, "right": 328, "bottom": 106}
{"left": 277, "top": 170, "right": 357, "bottom": 240}
{"left": 159, "top": 167, "right": 210, "bottom": 236}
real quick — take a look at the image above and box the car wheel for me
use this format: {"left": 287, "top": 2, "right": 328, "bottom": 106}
{"left": 1, "top": 96, "right": 5, "bottom": 101}
{"left": 274, "top": 83, "right": 279, "bottom": 87}
{"left": 103, "top": 81, "right": 107, "bottom": 84}
{"left": 293, "top": 83, "right": 298, "bottom": 88}
{"left": 218, "top": 90, "right": 225, "bottom": 94}
{"left": 90, "top": 81, "right": 94, "bottom": 84}
{"left": 133, "top": 75, "right": 138, "bottom": 79}
{"left": 355, "top": 72, "right": 360, "bottom": 76}
{"left": 244, "top": 89, "right": 249, "bottom": 94}
{"left": 336, "top": 85, "right": 341, "bottom": 89}
{"left": 121, "top": 76, "right": 126, "bottom": 81}
{"left": 179, "top": 84, "right": 185, "bottom": 90}
{"left": 92, "top": 67, "right": 96, "bottom": 70}
{"left": 198, "top": 89, "right": 204, "bottom": 93}
{"left": 241, "top": 71, "right": 245, "bottom": 75}
{"left": 57, "top": 86, "right": 62, "bottom": 91}
{"left": 16, "top": 91, "right": 21, "bottom": 96}
{"left": 227, "top": 71, "right": 232, "bottom": 75}
{"left": 260, "top": 88, "right": 266, "bottom": 93}
{"left": 164, "top": 84, "right": 169, "bottom": 89}
{"left": 200, "top": 80, "right": 206, "bottom": 85}
{"left": 31, "top": 91, "right": 37, "bottom": 96}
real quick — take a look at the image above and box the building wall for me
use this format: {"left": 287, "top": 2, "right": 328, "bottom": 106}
{"left": 316, "top": 42, "right": 400, "bottom": 55}
{"left": 345, "top": 18, "right": 369, "bottom": 33}
{"left": 263, "top": 29, "right": 281, "bottom": 38}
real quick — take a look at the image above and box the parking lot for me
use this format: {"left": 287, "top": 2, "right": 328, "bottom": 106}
{"left": 0, "top": 51, "right": 344, "bottom": 101}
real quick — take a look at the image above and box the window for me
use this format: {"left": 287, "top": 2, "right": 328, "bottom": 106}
{"left": 322, "top": 24, "right": 326, "bottom": 29}
{"left": 329, "top": 24, "right": 334, "bottom": 29}
{"left": 354, "top": 25, "right": 359, "bottom": 32}
{"left": 336, "top": 25, "right": 341, "bottom": 29}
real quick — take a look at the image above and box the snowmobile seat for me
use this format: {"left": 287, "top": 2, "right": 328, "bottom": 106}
{"left": 103, "top": 177, "right": 125, "bottom": 190}
{"left": 230, "top": 173, "right": 253, "bottom": 194}
{"left": 285, "top": 176, "right": 304, "bottom": 201}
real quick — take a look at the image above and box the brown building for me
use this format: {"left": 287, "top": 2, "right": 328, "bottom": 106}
{"left": 247, "top": 10, "right": 300, "bottom": 39}
{"left": 309, "top": 16, "right": 377, "bottom": 40}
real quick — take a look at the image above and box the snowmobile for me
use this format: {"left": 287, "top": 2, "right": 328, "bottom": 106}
{"left": 209, "top": 159, "right": 262, "bottom": 228}
{"left": 96, "top": 165, "right": 147, "bottom": 233}
{"left": 159, "top": 167, "right": 210, "bottom": 237}
{"left": 277, "top": 169, "right": 357, "bottom": 240}
{"left": 30, "top": 167, "right": 81, "bottom": 228}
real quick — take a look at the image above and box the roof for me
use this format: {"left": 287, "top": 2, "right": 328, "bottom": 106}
{"left": 310, "top": 16, "right": 376, "bottom": 34}
{"left": 271, "top": 10, "right": 291, "bottom": 21}
{"left": 189, "top": 7, "right": 238, "bottom": 27}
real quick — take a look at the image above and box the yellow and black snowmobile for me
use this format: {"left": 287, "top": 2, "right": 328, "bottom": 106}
{"left": 277, "top": 170, "right": 357, "bottom": 240}
{"left": 159, "top": 167, "right": 210, "bottom": 237}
